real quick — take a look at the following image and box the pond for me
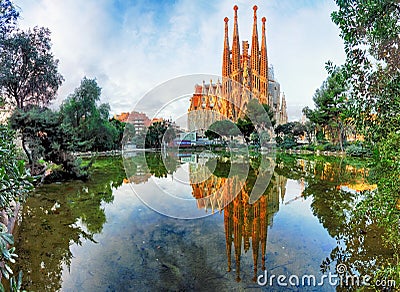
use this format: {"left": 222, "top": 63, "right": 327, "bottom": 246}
{"left": 12, "top": 152, "right": 393, "bottom": 291}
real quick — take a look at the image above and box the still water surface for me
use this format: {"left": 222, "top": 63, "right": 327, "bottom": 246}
{"left": 13, "top": 152, "right": 391, "bottom": 291}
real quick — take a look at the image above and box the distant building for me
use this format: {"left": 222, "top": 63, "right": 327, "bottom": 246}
{"left": 126, "top": 111, "right": 151, "bottom": 133}
{"left": 187, "top": 5, "right": 288, "bottom": 135}
{"left": 151, "top": 117, "right": 164, "bottom": 124}
{"left": 114, "top": 112, "right": 130, "bottom": 123}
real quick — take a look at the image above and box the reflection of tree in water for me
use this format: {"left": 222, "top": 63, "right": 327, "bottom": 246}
{"left": 145, "top": 152, "right": 179, "bottom": 177}
{"left": 124, "top": 152, "right": 179, "bottom": 183}
{"left": 13, "top": 157, "right": 126, "bottom": 291}
{"left": 189, "top": 155, "right": 286, "bottom": 282}
{"left": 275, "top": 154, "right": 393, "bottom": 290}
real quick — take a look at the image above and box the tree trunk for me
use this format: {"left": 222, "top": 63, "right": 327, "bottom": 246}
{"left": 338, "top": 125, "right": 343, "bottom": 152}
{"left": 21, "top": 132, "right": 33, "bottom": 166}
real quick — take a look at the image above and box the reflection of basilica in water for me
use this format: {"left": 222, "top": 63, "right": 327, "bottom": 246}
{"left": 189, "top": 158, "right": 287, "bottom": 282}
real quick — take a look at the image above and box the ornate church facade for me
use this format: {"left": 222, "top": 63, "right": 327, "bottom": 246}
{"left": 188, "top": 5, "right": 288, "bottom": 135}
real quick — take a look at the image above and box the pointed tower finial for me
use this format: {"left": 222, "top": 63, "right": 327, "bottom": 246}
{"left": 251, "top": 4, "right": 260, "bottom": 95}
{"left": 222, "top": 17, "right": 231, "bottom": 78}
{"left": 231, "top": 5, "right": 241, "bottom": 83}
{"left": 260, "top": 16, "right": 268, "bottom": 104}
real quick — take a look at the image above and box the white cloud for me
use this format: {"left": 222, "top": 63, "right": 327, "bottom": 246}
{"left": 14, "top": 0, "right": 345, "bottom": 121}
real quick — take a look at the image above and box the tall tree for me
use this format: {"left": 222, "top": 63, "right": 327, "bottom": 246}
{"left": 145, "top": 121, "right": 170, "bottom": 149}
{"left": 331, "top": 1, "right": 400, "bottom": 286}
{"left": 0, "top": 26, "right": 63, "bottom": 109}
{"left": 331, "top": 0, "right": 400, "bottom": 142}
{"left": 60, "top": 77, "right": 118, "bottom": 151}
{"left": 303, "top": 66, "right": 349, "bottom": 150}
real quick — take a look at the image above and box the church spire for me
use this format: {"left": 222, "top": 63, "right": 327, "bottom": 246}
{"left": 260, "top": 16, "right": 268, "bottom": 104}
{"left": 250, "top": 5, "right": 260, "bottom": 95}
{"left": 231, "top": 5, "right": 241, "bottom": 78}
{"left": 222, "top": 17, "right": 231, "bottom": 78}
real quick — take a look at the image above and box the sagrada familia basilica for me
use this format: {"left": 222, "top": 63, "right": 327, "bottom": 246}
{"left": 188, "top": 5, "right": 288, "bottom": 135}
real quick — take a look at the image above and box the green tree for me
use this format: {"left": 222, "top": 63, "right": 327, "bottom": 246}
{"left": 303, "top": 120, "right": 315, "bottom": 144}
{"left": 274, "top": 121, "right": 307, "bottom": 149}
{"left": 236, "top": 117, "right": 254, "bottom": 144}
{"left": 0, "top": 125, "right": 32, "bottom": 213}
{"left": 204, "top": 119, "right": 239, "bottom": 144}
{"left": 204, "top": 128, "right": 221, "bottom": 141}
{"left": 303, "top": 66, "right": 349, "bottom": 150}
{"left": 331, "top": 0, "right": 400, "bottom": 143}
{"left": 246, "top": 99, "right": 275, "bottom": 129}
{"left": 331, "top": 0, "right": 400, "bottom": 285}
{"left": 0, "top": 26, "right": 63, "bottom": 109}
{"left": 60, "top": 77, "right": 119, "bottom": 151}
{"left": 9, "top": 106, "right": 93, "bottom": 179}
{"left": 145, "top": 121, "right": 168, "bottom": 149}
{"left": 10, "top": 106, "right": 58, "bottom": 169}
{"left": 109, "top": 117, "right": 126, "bottom": 147}
{"left": 240, "top": 100, "right": 275, "bottom": 146}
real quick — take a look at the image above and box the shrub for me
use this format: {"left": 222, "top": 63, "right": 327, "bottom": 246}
{"left": 278, "top": 136, "right": 297, "bottom": 149}
{"left": 345, "top": 144, "right": 371, "bottom": 157}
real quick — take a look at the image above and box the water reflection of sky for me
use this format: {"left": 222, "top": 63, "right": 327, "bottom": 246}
{"left": 59, "top": 176, "right": 336, "bottom": 291}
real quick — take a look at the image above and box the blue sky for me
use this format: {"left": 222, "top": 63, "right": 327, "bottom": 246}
{"left": 14, "top": 0, "right": 345, "bottom": 120}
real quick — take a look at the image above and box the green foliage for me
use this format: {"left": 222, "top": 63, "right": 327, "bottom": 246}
{"left": 245, "top": 99, "right": 275, "bottom": 127}
{"left": 0, "top": 125, "right": 30, "bottom": 292}
{"left": 353, "top": 133, "right": 400, "bottom": 286}
{"left": 145, "top": 152, "right": 178, "bottom": 177}
{"left": 332, "top": 0, "right": 400, "bottom": 285}
{"left": 303, "top": 120, "right": 316, "bottom": 144}
{"left": 278, "top": 135, "right": 296, "bottom": 149}
{"left": 274, "top": 121, "right": 307, "bottom": 149}
{"left": 205, "top": 120, "right": 239, "bottom": 143}
{"left": 303, "top": 66, "right": 349, "bottom": 150}
{"left": 163, "top": 125, "right": 177, "bottom": 145}
{"left": 9, "top": 270, "right": 23, "bottom": 292}
{"left": 0, "top": 125, "right": 33, "bottom": 210}
{"left": 122, "top": 122, "right": 135, "bottom": 142}
{"left": 0, "top": 26, "right": 63, "bottom": 109}
{"left": 315, "top": 130, "right": 325, "bottom": 143}
{"left": 9, "top": 106, "right": 95, "bottom": 179}
{"left": 0, "top": 0, "right": 19, "bottom": 36}
{"left": 60, "top": 77, "right": 120, "bottom": 152}
{"left": 345, "top": 144, "right": 371, "bottom": 157}
{"left": 145, "top": 121, "right": 172, "bottom": 149}
{"left": 204, "top": 129, "right": 221, "bottom": 141}
{"left": 235, "top": 117, "right": 254, "bottom": 144}
{"left": 331, "top": 0, "right": 400, "bottom": 143}
{"left": 0, "top": 223, "right": 17, "bottom": 279}
{"left": 110, "top": 118, "right": 126, "bottom": 144}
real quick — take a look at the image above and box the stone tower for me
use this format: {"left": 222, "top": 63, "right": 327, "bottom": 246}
{"left": 221, "top": 5, "right": 269, "bottom": 120}
{"left": 188, "top": 5, "right": 288, "bottom": 134}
